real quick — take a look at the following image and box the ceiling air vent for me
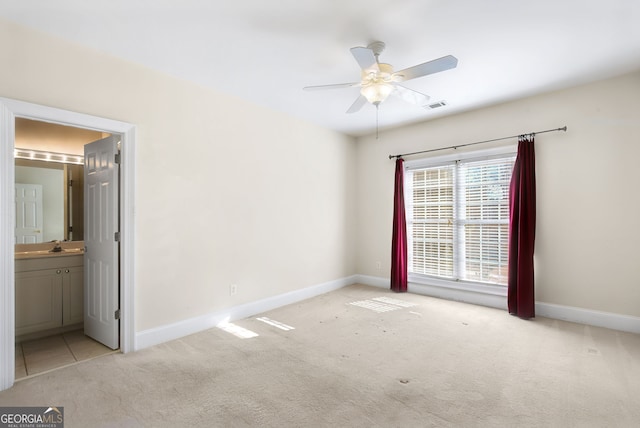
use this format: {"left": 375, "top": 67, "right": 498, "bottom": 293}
{"left": 424, "top": 100, "right": 447, "bottom": 110}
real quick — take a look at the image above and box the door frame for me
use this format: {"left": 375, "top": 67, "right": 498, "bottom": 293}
{"left": 0, "top": 98, "right": 136, "bottom": 390}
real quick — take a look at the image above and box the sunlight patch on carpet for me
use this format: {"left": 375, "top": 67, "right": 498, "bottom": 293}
{"left": 372, "top": 297, "right": 417, "bottom": 308}
{"left": 217, "top": 322, "right": 259, "bottom": 339}
{"left": 349, "top": 297, "right": 418, "bottom": 313}
{"left": 349, "top": 300, "right": 401, "bottom": 313}
{"left": 256, "top": 317, "right": 295, "bottom": 331}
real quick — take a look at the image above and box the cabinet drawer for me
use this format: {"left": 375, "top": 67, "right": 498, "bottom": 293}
{"left": 16, "top": 254, "right": 83, "bottom": 272}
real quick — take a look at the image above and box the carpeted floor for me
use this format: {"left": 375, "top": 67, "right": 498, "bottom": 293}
{"left": 1, "top": 284, "right": 639, "bottom": 427}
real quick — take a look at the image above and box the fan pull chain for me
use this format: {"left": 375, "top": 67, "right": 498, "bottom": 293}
{"left": 376, "top": 104, "right": 379, "bottom": 139}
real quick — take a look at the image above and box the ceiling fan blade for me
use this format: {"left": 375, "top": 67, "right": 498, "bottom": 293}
{"left": 346, "top": 95, "right": 368, "bottom": 114}
{"left": 303, "top": 82, "right": 359, "bottom": 91}
{"left": 394, "top": 84, "right": 431, "bottom": 106}
{"left": 350, "top": 47, "right": 379, "bottom": 71}
{"left": 395, "top": 55, "right": 458, "bottom": 82}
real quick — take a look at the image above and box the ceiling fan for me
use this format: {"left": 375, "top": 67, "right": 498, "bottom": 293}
{"left": 304, "top": 41, "right": 458, "bottom": 113}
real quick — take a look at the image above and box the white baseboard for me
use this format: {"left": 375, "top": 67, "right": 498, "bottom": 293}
{"left": 354, "top": 274, "right": 640, "bottom": 335}
{"left": 536, "top": 302, "right": 640, "bottom": 335}
{"left": 135, "top": 275, "right": 357, "bottom": 350}
{"left": 354, "top": 274, "right": 388, "bottom": 289}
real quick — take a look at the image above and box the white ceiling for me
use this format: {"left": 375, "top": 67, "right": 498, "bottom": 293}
{"left": 2, "top": 0, "right": 639, "bottom": 136}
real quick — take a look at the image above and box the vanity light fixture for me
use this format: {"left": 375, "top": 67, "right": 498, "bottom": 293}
{"left": 14, "top": 148, "right": 83, "bottom": 165}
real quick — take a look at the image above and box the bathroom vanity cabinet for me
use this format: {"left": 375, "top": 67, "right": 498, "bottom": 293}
{"left": 15, "top": 254, "right": 84, "bottom": 336}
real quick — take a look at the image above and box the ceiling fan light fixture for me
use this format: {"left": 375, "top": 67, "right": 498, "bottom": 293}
{"left": 303, "top": 42, "right": 458, "bottom": 116}
{"left": 360, "top": 81, "right": 394, "bottom": 105}
{"left": 360, "top": 63, "right": 395, "bottom": 105}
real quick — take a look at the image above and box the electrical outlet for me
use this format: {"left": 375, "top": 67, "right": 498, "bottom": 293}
{"left": 376, "top": 261, "right": 382, "bottom": 271}
{"left": 230, "top": 283, "right": 237, "bottom": 296}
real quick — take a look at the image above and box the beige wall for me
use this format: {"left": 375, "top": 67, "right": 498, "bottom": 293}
{"left": 355, "top": 71, "right": 640, "bottom": 318}
{"left": 0, "top": 19, "right": 357, "bottom": 332}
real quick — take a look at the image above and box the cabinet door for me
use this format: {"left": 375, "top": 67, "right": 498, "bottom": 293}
{"left": 63, "top": 266, "right": 84, "bottom": 326}
{"left": 15, "top": 269, "right": 63, "bottom": 335}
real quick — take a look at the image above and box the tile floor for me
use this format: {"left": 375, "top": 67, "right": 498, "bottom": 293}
{"left": 15, "top": 330, "right": 116, "bottom": 379}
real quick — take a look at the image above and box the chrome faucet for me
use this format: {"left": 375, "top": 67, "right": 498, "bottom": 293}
{"left": 50, "top": 240, "right": 63, "bottom": 252}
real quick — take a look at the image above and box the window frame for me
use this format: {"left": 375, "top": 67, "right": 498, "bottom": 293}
{"left": 404, "top": 145, "right": 516, "bottom": 293}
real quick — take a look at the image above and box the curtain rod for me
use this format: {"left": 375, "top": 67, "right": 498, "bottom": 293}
{"left": 388, "top": 126, "right": 567, "bottom": 160}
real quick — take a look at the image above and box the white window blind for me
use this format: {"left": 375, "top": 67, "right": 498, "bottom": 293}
{"left": 407, "top": 164, "right": 455, "bottom": 279}
{"left": 406, "top": 154, "right": 515, "bottom": 286}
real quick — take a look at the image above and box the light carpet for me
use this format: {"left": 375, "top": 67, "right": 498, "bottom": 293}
{"left": 1, "top": 284, "right": 639, "bottom": 427}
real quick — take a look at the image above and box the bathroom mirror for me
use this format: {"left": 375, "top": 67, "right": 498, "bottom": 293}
{"left": 15, "top": 157, "right": 84, "bottom": 242}
{"left": 14, "top": 117, "right": 103, "bottom": 244}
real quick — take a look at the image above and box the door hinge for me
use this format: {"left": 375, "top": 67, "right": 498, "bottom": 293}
{"left": 114, "top": 231, "right": 121, "bottom": 242}
{"left": 68, "top": 179, "right": 73, "bottom": 187}
{"left": 114, "top": 153, "right": 121, "bottom": 164}
{"left": 114, "top": 309, "right": 121, "bottom": 320}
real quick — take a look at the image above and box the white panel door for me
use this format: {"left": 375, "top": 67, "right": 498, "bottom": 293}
{"left": 15, "top": 183, "right": 43, "bottom": 244}
{"left": 84, "top": 135, "right": 120, "bottom": 349}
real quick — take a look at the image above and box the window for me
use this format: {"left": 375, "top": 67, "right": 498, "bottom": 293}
{"left": 405, "top": 152, "right": 516, "bottom": 286}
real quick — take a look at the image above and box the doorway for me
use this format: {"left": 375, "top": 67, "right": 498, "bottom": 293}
{"left": 14, "top": 121, "right": 118, "bottom": 378}
{"left": 0, "top": 98, "right": 136, "bottom": 391}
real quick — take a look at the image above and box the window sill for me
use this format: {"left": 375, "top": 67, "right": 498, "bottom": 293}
{"left": 408, "top": 274, "right": 507, "bottom": 297}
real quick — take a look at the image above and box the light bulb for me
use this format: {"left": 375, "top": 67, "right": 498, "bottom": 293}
{"left": 360, "top": 81, "right": 394, "bottom": 104}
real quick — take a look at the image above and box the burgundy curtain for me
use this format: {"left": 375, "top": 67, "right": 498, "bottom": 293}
{"left": 391, "top": 157, "right": 408, "bottom": 292}
{"left": 508, "top": 135, "right": 536, "bottom": 318}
